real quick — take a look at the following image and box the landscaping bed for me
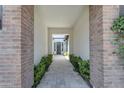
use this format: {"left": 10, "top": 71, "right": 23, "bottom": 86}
{"left": 32, "top": 54, "right": 53, "bottom": 88}
{"left": 69, "top": 54, "right": 92, "bottom": 87}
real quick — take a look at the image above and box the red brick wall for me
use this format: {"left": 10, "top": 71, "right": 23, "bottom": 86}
{"left": 0, "top": 5, "right": 34, "bottom": 88}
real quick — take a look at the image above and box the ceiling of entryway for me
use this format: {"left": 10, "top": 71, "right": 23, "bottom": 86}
{"left": 40, "top": 5, "right": 84, "bottom": 28}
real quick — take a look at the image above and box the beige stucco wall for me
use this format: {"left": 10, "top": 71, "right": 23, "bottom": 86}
{"left": 48, "top": 28, "right": 73, "bottom": 54}
{"left": 34, "top": 6, "right": 48, "bottom": 65}
{"left": 72, "top": 6, "right": 89, "bottom": 60}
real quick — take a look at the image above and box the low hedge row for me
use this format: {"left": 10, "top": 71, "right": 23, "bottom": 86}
{"left": 69, "top": 54, "right": 90, "bottom": 81}
{"left": 32, "top": 54, "right": 53, "bottom": 88}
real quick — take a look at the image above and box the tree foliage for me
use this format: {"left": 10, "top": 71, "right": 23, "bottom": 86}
{"left": 111, "top": 16, "right": 124, "bottom": 56}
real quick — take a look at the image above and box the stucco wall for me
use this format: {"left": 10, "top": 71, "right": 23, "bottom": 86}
{"left": 34, "top": 6, "right": 48, "bottom": 65}
{"left": 48, "top": 28, "right": 73, "bottom": 54}
{"left": 72, "top": 6, "right": 89, "bottom": 60}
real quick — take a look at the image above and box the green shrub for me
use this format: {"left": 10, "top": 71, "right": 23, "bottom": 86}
{"left": 41, "top": 57, "right": 49, "bottom": 70}
{"left": 46, "top": 54, "right": 53, "bottom": 70}
{"left": 48, "top": 54, "right": 53, "bottom": 64}
{"left": 69, "top": 54, "right": 90, "bottom": 81}
{"left": 78, "top": 60, "right": 90, "bottom": 80}
{"left": 32, "top": 54, "right": 53, "bottom": 88}
{"left": 33, "top": 62, "right": 46, "bottom": 87}
{"left": 69, "top": 54, "right": 74, "bottom": 62}
{"left": 111, "top": 16, "right": 124, "bottom": 56}
{"left": 69, "top": 54, "right": 82, "bottom": 71}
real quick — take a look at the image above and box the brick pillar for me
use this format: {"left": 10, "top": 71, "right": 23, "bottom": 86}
{"left": 0, "top": 5, "right": 34, "bottom": 88}
{"left": 89, "top": 6, "right": 104, "bottom": 88}
{"left": 21, "top": 5, "right": 34, "bottom": 88}
{"left": 89, "top": 5, "right": 124, "bottom": 88}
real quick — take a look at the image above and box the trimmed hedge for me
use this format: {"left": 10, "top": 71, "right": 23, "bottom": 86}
{"left": 32, "top": 54, "right": 53, "bottom": 88}
{"left": 69, "top": 54, "right": 90, "bottom": 81}
{"left": 78, "top": 60, "right": 90, "bottom": 80}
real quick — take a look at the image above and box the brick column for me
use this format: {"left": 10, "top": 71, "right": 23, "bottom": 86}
{"left": 90, "top": 5, "right": 124, "bottom": 88}
{"left": 89, "top": 5, "right": 104, "bottom": 88}
{"left": 21, "top": 5, "right": 34, "bottom": 88}
{"left": 0, "top": 5, "right": 34, "bottom": 88}
{"left": 103, "top": 6, "right": 120, "bottom": 88}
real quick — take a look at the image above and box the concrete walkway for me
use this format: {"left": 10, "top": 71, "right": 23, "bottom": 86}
{"left": 37, "top": 55, "right": 89, "bottom": 88}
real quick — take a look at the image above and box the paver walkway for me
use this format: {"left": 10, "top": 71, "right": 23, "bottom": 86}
{"left": 37, "top": 55, "right": 89, "bottom": 88}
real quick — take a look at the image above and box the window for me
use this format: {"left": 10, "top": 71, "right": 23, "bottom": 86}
{"left": 0, "top": 6, "right": 2, "bottom": 30}
{"left": 120, "top": 5, "right": 124, "bottom": 16}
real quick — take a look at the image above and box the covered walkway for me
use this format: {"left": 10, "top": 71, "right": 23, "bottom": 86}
{"left": 37, "top": 55, "right": 89, "bottom": 88}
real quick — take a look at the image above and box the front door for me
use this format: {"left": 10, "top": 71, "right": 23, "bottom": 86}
{"left": 56, "top": 42, "right": 61, "bottom": 55}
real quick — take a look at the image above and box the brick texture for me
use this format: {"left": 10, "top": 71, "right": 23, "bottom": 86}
{"left": 90, "top": 5, "right": 124, "bottom": 88}
{"left": 0, "top": 5, "right": 34, "bottom": 88}
{"left": 21, "top": 5, "right": 34, "bottom": 88}
{"left": 0, "top": 6, "right": 22, "bottom": 88}
{"left": 89, "top": 5, "right": 104, "bottom": 88}
{"left": 1, "top": 5, "right": 124, "bottom": 88}
{"left": 103, "top": 5, "right": 121, "bottom": 88}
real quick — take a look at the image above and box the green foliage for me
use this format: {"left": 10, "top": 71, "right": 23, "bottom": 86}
{"left": 48, "top": 54, "right": 53, "bottom": 63}
{"left": 111, "top": 16, "right": 124, "bottom": 56}
{"left": 33, "top": 63, "right": 46, "bottom": 88}
{"left": 111, "top": 16, "right": 124, "bottom": 32}
{"left": 69, "top": 54, "right": 90, "bottom": 81}
{"left": 32, "top": 54, "right": 53, "bottom": 88}
{"left": 69, "top": 54, "right": 82, "bottom": 71}
{"left": 78, "top": 60, "right": 90, "bottom": 80}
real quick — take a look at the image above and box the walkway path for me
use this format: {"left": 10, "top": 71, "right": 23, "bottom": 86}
{"left": 37, "top": 55, "right": 89, "bottom": 88}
